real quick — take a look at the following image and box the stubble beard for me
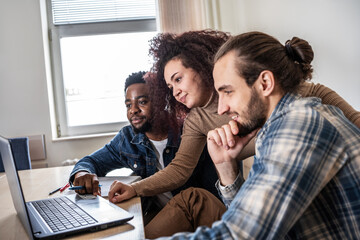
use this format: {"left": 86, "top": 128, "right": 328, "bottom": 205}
{"left": 237, "top": 88, "right": 267, "bottom": 136}
{"left": 132, "top": 120, "right": 152, "bottom": 134}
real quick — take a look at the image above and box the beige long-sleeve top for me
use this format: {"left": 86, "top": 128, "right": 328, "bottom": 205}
{"left": 131, "top": 82, "right": 360, "bottom": 196}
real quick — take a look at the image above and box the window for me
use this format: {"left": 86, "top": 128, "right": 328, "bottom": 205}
{"left": 46, "top": 0, "right": 157, "bottom": 138}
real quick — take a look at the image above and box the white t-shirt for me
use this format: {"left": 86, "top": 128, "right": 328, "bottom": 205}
{"left": 149, "top": 138, "right": 173, "bottom": 207}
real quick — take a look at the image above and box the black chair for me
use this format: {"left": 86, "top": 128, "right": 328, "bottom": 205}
{"left": 0, "top": 137, "right": 32, "bottom": 172}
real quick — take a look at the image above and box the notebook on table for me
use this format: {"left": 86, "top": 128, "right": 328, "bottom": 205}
{"left": 0, "top": 136, "right": 133, "bottom": 240}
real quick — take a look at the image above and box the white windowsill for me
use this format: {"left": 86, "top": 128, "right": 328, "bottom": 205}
{"left": 52, "top": 132, "right": 118, "bottom": 142}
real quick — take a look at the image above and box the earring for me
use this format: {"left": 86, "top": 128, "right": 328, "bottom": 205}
{"left": 165, "top": 93, "right": 172, "bottom": 113}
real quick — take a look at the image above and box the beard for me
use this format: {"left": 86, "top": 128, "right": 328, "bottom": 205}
{"left": 132, "top": 120, "right": 152, "bottom": 134}
{"left": 237, "top": 88, "right": 267, "bottom": 137}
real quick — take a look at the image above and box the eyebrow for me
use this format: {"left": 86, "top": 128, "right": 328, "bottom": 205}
{"left": 170, "top": 72, "right": 179, "bottom": 81}
{"left": 217, "top": 85, "right": 232, "bottom": 92}
{"left": 125, "top": 95, "right": 149, "bottom": 102}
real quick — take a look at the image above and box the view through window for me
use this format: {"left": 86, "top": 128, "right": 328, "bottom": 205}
{"left": 61, "top": 32, "right": 156, "bottom": 127}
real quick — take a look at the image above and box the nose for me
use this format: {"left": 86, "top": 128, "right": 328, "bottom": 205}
{"left": 172, "top": 86, "right": 181, "bottom": 97}
{"left": 130, "top": 104, "right": 140, "bottom": 114}
{"left": 217, "top": 96, "right": 229, "bottom": 115}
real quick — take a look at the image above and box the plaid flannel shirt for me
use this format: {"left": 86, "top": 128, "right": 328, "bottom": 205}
{"left": 161, "top": 93, "right": 360, "bottom": 240}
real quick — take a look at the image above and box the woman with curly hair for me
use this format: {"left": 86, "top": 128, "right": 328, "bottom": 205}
{"left": 108, "top": 30, "right": 360, "bottom": 231}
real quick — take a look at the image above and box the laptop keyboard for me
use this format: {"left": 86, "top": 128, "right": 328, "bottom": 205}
{"left": 32, "top": 197, "right": 98, "bottom": 232}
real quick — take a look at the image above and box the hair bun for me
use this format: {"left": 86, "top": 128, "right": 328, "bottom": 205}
{"left": 285, "top": 37, "right": 314, "bottom": 64}
{"left": 285, "top": 37, "right": 314, "bottom": 80}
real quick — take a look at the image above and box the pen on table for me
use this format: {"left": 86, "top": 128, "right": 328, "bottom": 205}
{"left": 68, "top": 185, "right": 102, "bottom": 190}
{"left": 59, "top": 182, "right": 70, "bottom": 192}
{"left": 49, "top": 187, "right": 61, "bottom": 195}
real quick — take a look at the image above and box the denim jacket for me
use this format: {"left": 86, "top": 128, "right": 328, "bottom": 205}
{"left": 69, "top": 125, "right": 180, "bottom": 184}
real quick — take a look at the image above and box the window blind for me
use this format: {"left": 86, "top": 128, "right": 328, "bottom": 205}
{"left": 51, "top": 0, "right": 156, "bottom": 25}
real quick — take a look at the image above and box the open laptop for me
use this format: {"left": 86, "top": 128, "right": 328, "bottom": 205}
{"left": 0, "top": 136, "right": 133, "bottom": 240}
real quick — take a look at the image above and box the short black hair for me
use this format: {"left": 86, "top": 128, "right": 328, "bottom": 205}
{"left": 124, "top": 71, "right": 147, "bottom": 92}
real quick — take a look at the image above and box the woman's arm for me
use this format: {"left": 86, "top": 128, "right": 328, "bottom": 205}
{"left": 298, "top": 82, "right": 360, "bottom": 128}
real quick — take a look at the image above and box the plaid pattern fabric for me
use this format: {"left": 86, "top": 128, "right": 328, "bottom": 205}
{"left": 162, "top": 93, "right": 360, "bottom": 240}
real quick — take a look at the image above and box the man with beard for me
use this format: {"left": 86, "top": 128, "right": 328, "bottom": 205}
{"left": 145, "top": 32, "right": 360, "bottom": 239}
{"left": 205, "top": 32, "right": 360, "bottom": 239}
{"left": 69, "top": 71, "right": 218, "bottom": 223}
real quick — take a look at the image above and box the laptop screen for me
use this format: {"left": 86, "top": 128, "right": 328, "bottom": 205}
{"left": 0, "top": 136, "right": 35, "bottom": 240}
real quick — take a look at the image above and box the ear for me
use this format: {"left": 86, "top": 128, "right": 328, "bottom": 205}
{"left": 257, "top": 70, "right": 275, "bottom": 97}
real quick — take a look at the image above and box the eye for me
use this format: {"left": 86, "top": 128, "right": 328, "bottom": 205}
{"left": 224, "top": 90, "right": 233, "bottom": 95}
{"left": 139, "top": 100, "right": 148, "bottom": 105}
{"left": 125, "top": 103, "right": 131, "bottom": 109}
{"left": 175, "top": 77, "right": 181, "bottom": 82}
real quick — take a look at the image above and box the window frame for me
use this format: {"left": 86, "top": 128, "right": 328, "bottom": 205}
{"left": 46, "top": 0, "right": 157, "bottom": 138}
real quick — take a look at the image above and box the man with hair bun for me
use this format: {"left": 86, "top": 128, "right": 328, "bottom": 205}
{"left": 148, "top": 32, "right": 360, "bottom": 239}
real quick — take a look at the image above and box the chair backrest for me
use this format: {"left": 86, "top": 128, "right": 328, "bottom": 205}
{"left": 0, "top": 137, "right": 32, "bottom": 172}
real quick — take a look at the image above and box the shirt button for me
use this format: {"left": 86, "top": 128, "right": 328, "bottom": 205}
{"left": 133, "top": 163, "right": 137, "bottom": 168}
{"left": 165, "top": 149, "right": 170, "bottom": 154}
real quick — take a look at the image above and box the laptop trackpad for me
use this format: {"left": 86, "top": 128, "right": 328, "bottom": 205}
{"left": 67, "top": 194, "right": 133, "bottom": 222}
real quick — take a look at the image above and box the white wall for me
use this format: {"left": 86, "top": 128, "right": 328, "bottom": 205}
{"left": 0, "top": 0, "right": 359, "bottom": 167}
{"left": 231, "top": 0, "right": 360, "bottom": 110}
